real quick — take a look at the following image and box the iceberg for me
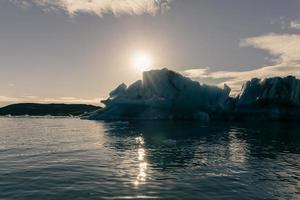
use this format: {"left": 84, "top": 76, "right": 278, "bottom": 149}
{"left": 84, "top": 68, "right": 300, "bottom": 121}
{"left": 235, "top": 76, "right": 300, "bottom": 120}
{"left": 86, "top": 68, "right": 231, "bottom": 120}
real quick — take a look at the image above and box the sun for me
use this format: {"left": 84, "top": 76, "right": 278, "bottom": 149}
{"left": 133, "top": 52, "right": 152, "bottom": 72}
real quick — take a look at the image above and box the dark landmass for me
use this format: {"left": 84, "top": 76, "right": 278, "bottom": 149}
{"left": 0, "top": 103, "right": 101, "bottom": 116}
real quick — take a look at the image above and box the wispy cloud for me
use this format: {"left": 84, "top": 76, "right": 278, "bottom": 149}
{"left": 0, "top": 96, "right": 20, "bottom": 104}
{"left": 184, "top": 33, "right": 300, "bottom": 95}
{"left": 10, "top": 0, "right": 172, "bottom": 16}
{"left": 9, "top": 0, "right": 31, "bottom": 9}
{"left": 290, "top": 19, "right": 300, "bottom": 30}
{"left": 240, "top": 33, "right": 300, "bottom": 65}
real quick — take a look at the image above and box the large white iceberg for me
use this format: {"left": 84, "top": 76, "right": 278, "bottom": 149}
{"left": 86, "top": 68, "right": 231, "bottom": 120}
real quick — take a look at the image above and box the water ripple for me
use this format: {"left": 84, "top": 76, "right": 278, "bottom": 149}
{"left": 0, "top": 118, "right": 299, "bottom": 199}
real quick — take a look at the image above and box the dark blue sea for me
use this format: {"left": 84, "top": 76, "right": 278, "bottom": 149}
{"left": 0, "top": 117, "right": 299, "bottom": 199}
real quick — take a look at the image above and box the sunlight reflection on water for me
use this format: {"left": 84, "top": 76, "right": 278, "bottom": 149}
{"left": 134, "top": 136, "right": 147, "bottom": 187}
{"left": 228, "top": 129, "right": 248, "bottom": 165}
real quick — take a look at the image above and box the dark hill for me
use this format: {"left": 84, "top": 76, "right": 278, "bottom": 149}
{"left": 0, "top": 103, "right": 101, "bottom": 116}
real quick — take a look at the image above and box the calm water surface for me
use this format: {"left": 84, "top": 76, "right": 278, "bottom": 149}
{"left": 0, "top": 117, "right": 299, "bottom": 199}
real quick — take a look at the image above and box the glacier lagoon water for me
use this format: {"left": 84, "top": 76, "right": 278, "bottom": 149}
{"left": 0, "top": 117, "right": 299, "bottom": 200}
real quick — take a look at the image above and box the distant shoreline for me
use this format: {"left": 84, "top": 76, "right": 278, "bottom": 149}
{"left": 0, "top": 103, "right": 101, "bottom": 117}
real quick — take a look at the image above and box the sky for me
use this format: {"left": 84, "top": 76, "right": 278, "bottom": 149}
{"left": 0, "top": 0, "right": 299, "bottom": 106}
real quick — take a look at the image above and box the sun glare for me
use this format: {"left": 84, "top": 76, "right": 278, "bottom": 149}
{"left": 133, "top": 53, "right": 152, "bottom": 72}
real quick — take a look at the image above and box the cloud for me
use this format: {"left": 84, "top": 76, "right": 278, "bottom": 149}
{"left": 184, "top": 33, "right": 300, "bottom": 95}
{"left": 10, "top": 0, "right": 172, "bottom": 16}
{"left": 240, "top": 33, "right": 300, "bottom": 65}
{"left": 41, "top": 97, "right": 102, "bottom": 104}
{"left": 0, "top": 96, "right": 20, "bottom": 104}
{"left": 9, "top": 0, "right": 31, "bottom": 9}
{"left": 290, "top": 19, "right": 300, "bottom": 30}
